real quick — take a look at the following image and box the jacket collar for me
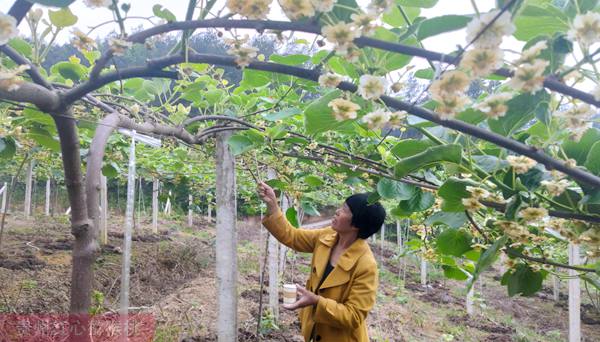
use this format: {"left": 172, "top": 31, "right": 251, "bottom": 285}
{"left": 319, "top": 231, "right": 369, "bottom": 271}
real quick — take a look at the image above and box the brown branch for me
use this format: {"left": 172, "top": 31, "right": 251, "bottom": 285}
{"left": 505, "top": 248, "right": 594, "bottom": 273}
{"left": 465, "top": 210, "right": 490, "bottom": 241}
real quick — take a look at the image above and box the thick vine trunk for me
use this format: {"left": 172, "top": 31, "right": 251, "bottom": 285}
{"left": 100, "top": 175, "right": 108, "bottom": 244}
{"left": 215, "top": 131, "right": 238, "bottom": 341}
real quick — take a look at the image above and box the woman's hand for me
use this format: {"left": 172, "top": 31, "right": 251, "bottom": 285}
{"left": 282, "top": 284, "right": 320, "bottom": 311}
{"left": 257, "top": 181, "right": 278, "bottom": 215}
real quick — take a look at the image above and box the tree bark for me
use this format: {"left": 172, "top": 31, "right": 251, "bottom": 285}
{"left": 100, "top": 175, "right": 108, "bottom": 245}
{"left": 215, "top": 131, "right": 238, "bottom": 341}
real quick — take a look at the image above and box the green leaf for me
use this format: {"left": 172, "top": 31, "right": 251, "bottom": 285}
{"left": 286, "top": 207, "right": 299, "bottom": 228}
{"left": 301, "top": 201, "right": 320, "bottom": 216}
{"left": 265, "top": 179, "right": 287, "bottom": 191}
{"left": 437, "top": 177, "right": 479, "bottom": 212}
{"left": 304, "top": 175, "right": 324, "bottom": 187}
{"left": 48, "top": 7, "right": 77, "bottom": 28}
{"left": 377, "top": 178, "right": 417, "bottom": 200}
{"left": 27, "top": 127, "right": 60, "bottom": 152}
{"left": 152, "top": 4, "right": 177, "bottom": 22}
{"left": 327, "top": 56, "right": 358, "bottom": 78}
{"left": 502, "top": 263, "right": 546, "bottom": 297}
{"left": 442, "top": 265, "right": 469, "bottom": 281}
{"left": 0, "top": 137, "right": 16, "bottom": 159}
{"left": 396, "top": 0, "right": 439, "bottom": 8}
{"left": 425, "top": 211, "right": 467, "bottom": 228}
{"left": 563, "top": 128, "right": 600, "bottom": 165}
{"left": 264, "top": 108, "right": 301, "bottom": 121}
{"left": 51, "top": 61, "right": 87, "bottom": 82}
{"left": 227, "top": 134, "right": 254, "bottom": 155}
{"left": 26, "top": 0, "right": 76, "bottom": 6}
{"left": 394, "top": 144, "right": 462, "bottom": 178}
{"left": 241, "top": 69, "right": 271, "bottom": 88}
{"left": 390, "top": 139, "right": 433, "bottom": 158}
{"left": 329, "top": 0, "right": 359, "bottom": 22}
{"left": 8, "top": 38, "right": 33, "bottom": 59}
{"left": 472, "top": 155, "right": 509, "bottom": 173}
{"left": 514, "top": 15, "right": 569, "bottom": 41}
{"left": 102, "top": 163, "right": 119, "bottom": 179}
{"left": 585, "top": 141, "right": 600, "bottom": 175}
{"left": 417, "top": 15, "right": 471, "bottom": 40}
{"left": 488, "top": 91, "right": 550, "bottom": 137}
{"left": 467, "top": 235, "right": 508, "bottom": 292}
{"left": 436, "top": 228, "right": 473, "bottom": 257}
{"left": 383, "top": 5, "right": 420, "bottom": 27}
{"left": 22, "top": 107, "right": 54, "bottom": 127}
{"left": 394, "top": 188, "right": 435, "bottom": 215}
{"left": 269, "top": 54, "right": 310, "bottom": 66}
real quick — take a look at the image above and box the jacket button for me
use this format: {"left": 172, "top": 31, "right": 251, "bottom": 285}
{"left": 313, "top": 267, "right": 316, "bottom": 273}
{"left": 316, "top": 335, "right": 322, "bottom": 341}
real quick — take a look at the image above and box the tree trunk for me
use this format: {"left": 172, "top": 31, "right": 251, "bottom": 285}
{"left": 24, "top": 160, "right": 34, "bottom": 217}
{"left": 215, "top": 131, "right": 238, "bottom": 341}
{"left": 267, "top": 168, "right": 279, "bottom": 321}
{"left": 100, "top": 175, "right": 108, "bottom": 245}
{"left": 45, "top": 179, "right": 51, "bottom": 216}
{"left": 152, "top": 179, "right": 159, "bottom": 234}
{"left": 568, "top": 243, "right": 581, "bottom": 342}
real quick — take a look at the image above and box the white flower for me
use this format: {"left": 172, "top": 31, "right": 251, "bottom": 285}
{"left": 430, "top": 70, "right": 471, "bottom": 98}
{"left": 519, "top": 207, "right": 548, "bottom": 222}
{"left": 227, "top": 45, "right": 258, "bottom": 68}
{"left": 130, "top": 104, "right": 141, "bottom": 115}
{"left": 358, "top": 75, "right": 387, "bottom": 100}
{"left": 541, "top": 179, "right": 569, "bottom": 197}
{"left": 0, "top": 64, "right": 30, "bottom": 92}
{"left": 279, "top": 0, "right": 315, "bottom": 20}
{"left": 321, "top": 22, "right": 359, "bottom": 46}
{"left": 0, "top": 12, "right": 18, "bottom": 45}
{"left": 84, "top": 0, "right": 111, "bottom": 8}
{"left": 474, "top": 92, "right": 513, "bottom": 119}
{"left": 515, "top": 41, "right": 548, "bottom": 65}
{"left": 226, "top": 0, "right": 246, "bottom": 14}
{"left": 328, "top": 98, "right": 360, "bottom": 121}
{"left": 334, "top": 43, "right": 361, "bottom": 62}
{"left": 568, "top": 12, "right": 600, "bottom": 47}
{"left": 556, "top": 103, "right": 594, "bottom": 141}
{"left": 466, "top": 10, "right": 516, "bottom": 49}
{"left": 506, "top": 155, "right": 537, "bottom": 174}
{"left": 460, "top": 48, "right": 504, "bottom": 78}
{"left": 462, "top": 197, "right": 484, "bottom": 211}
{"left": 318, "top": 72, "right": 343, "bottom": 88}
{"left": 466, "top": 186, "right": 489, "bottom": 199}
{"left": 351, "top": 12, "right": 377, "bottom": 36}
{"left": 109, "top": 38, "right": 132, "bottom": 56}
{"left": 435, "top": 93, "right": 470, "bottom": 119}
{"left": 508, "top": 59, "right": 549, "bottom": 93}
{"left": 367, "top": 0, "right": 394, "bottom": 14}
{"left": 362, "top": 109, "right": 390, "bottom": 130}
{"left": 71, "top": 28, "right": 96, "bottom": 51}
{"left": 27, "top": 9, "right": 43, "bottom": 23}
{"left": 311, "top": 0, "right": 336, "bottom": 13}
{"left": 388, "top": 111, "right": 407, "bottom": 128}
{"left": 240, "top": 0, "right": 273, "bottom": 20}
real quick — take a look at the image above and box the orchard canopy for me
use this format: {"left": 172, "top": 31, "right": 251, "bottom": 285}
{"left": 1, "top": 0, "right": 600, "bottom": 314}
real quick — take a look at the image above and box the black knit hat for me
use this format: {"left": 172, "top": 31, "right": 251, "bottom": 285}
{"left": 345, "top": 193, "right": 386, "bottom": 239}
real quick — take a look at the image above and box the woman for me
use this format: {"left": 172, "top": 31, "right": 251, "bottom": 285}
{"left": 258, "top": 181, "right": 385, "bottom": 342}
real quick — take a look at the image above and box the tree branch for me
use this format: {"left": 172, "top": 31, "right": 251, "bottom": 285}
{"left": 7, "top": 0, "right": 32, "bottom": 25}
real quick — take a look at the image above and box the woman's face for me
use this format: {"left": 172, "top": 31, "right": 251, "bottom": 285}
{"left": 332, "top": 203, "right": 355, "bottom": 233}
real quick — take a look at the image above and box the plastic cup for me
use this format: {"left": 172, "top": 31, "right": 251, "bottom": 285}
{"left": 283, "top": 284, "right": 297, "bottom": 304}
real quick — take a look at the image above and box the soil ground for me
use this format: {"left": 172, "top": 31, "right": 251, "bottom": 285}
{"left": 1, "top": 213, "right": 599, "bottom": 341}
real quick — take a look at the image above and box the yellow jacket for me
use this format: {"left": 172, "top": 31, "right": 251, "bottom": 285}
{"left": 263, "top": 210, "right": 378, "bottom": 342}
